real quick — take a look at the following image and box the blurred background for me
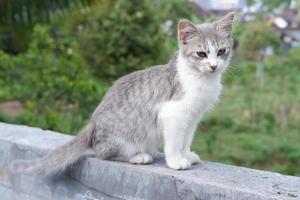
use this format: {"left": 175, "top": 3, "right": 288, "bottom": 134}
{"left": 0, "top": 0, "right": 299, "bottom": 175}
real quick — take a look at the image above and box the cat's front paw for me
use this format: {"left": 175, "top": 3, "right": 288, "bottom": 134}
{"left": 166, "top": 157, "right": 191, "bottom": 170}
{"left": 184, "top": 151, "right": 200, "bottom": 165}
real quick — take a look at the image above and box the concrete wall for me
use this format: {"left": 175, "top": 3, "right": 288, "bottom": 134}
{"left": 0, "top": 122, "right": 299, "bottom": 200}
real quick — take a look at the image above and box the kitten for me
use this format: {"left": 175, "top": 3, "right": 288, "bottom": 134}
{"left": 11, "top": 12, "right": 234, "bottom": 175}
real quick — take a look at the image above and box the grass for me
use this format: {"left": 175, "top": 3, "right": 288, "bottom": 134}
{"left": 192, "top": 54, "right": 300, "bottom": 176}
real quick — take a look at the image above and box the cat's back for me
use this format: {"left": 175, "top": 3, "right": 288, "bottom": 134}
{"left": 93, "top": 63, "right": 178, "bottom": 117}
{"left": 115, "top": 63, "right": 175, "bottom": 88}
{"left": 111, "top": 64, "right": 177, "bottom": 99}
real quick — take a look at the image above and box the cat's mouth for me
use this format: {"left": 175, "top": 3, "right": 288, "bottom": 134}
{"left": 201, "top": 68, "right": 219, "bottom": 74}
{"left": 197, "top": 65, "right": 220, "bottom": 74}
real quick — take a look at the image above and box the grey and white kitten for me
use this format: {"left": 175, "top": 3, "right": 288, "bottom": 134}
{"left": 11, "top": 12, "right": 234, "bottom": 175}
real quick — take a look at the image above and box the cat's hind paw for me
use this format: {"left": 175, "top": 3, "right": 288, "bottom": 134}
{"left": 129, "top": 153, "right": 153, "bottom": 164}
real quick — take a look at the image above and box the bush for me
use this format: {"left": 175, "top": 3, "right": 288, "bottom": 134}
{"left": 0, "top": 25, "right": 105, "bottom": 132}
{"left": 238, "top": 21, "right": 280, "bottom": 59}
{"left": 60, "top": 1, "right": 169, "bottom": 80}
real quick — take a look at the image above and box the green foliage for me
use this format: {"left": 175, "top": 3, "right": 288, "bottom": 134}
{"left": 158, "top": 0, "right": 200, "bottom": 54}
{"left": 246, "top": 0, "right": 291, "bottom": 11}
{"left": 0, "top": 0, "right": 94, "bottom": 26}
{"left": 60, "top": 0, "right": 169, "bottom": 80}
{"left": 232, "top": 21, "right": 245, "bottom": 48}
{"left": 0, "top": 26, "right": 30, "bottom": 53}
{"left": 158, "top": 0, "right": 197, "bottom": 36}
{"left": 238, "top": 21, "right": 280, "bottom": 59}
{"left": 246, "top": 0, "right": 256, "bottom": 6}
{"left": 0, "top": 0, "right": 96, "bottom": 53}
{"left": 0, "top": 25, "right": 106, "bottom": 132}
{"left": 1, "top": 25, "right": 98, "bottom": 106}
{"left": 261, "top": 0, "right": 291, "bottom": 11}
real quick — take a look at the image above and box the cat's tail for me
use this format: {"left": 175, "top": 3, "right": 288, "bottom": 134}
{"left": 10, "top": 123, "right": 95, "bottom": 176}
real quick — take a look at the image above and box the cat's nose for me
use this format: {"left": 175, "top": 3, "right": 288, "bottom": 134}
{"left": 210, "top": 65, "right": 217, "bottom": 71}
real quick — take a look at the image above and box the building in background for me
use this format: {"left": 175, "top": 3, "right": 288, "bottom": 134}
{"left": 192, "top": 0, "right": 246, "bottom": 11}
{"left": 191, "top": 0, "right": 300, "bottom": 51}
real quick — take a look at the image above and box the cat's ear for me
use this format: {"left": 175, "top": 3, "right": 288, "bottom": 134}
{"left": 178, "top": 20, "right": 198, "bottom": 45}
{"left": 214, "top": 12, "right": 235, "bottom": 37}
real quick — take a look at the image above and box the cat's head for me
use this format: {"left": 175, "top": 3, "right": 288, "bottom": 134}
{"left": 178, "top": 12, "right": 234, "bottom": 75}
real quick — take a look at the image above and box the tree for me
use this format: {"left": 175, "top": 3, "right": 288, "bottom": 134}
{"left": 0, "top": 25, "right": 102, "bottom": 132}
{"left": 0, "top": 0, "right": 97, "bottom": 53}
{"left": 59, "top": 0, "right": 171, "bottom": 80}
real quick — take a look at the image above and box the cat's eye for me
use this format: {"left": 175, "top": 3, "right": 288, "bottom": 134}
{"left": 196, "top": 51, "right": 207, "bottom": 58}
{"left": 217, "top": 48, "right": 226, "bottom": 56}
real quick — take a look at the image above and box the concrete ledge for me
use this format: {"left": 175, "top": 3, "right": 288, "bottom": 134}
{"left": 0, "top": 122, "right": 299, "bottom": 200}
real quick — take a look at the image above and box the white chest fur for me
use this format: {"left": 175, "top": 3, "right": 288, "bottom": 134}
{"left": 157, "top": 53, "right": 223, "bottom": 170}
{"left": 159, "top": 53, "right": 222, "bottom": 121}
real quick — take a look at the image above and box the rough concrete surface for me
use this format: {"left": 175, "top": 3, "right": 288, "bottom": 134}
{"left": 0, "top": 122, "right": 299, "bottom": 200}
